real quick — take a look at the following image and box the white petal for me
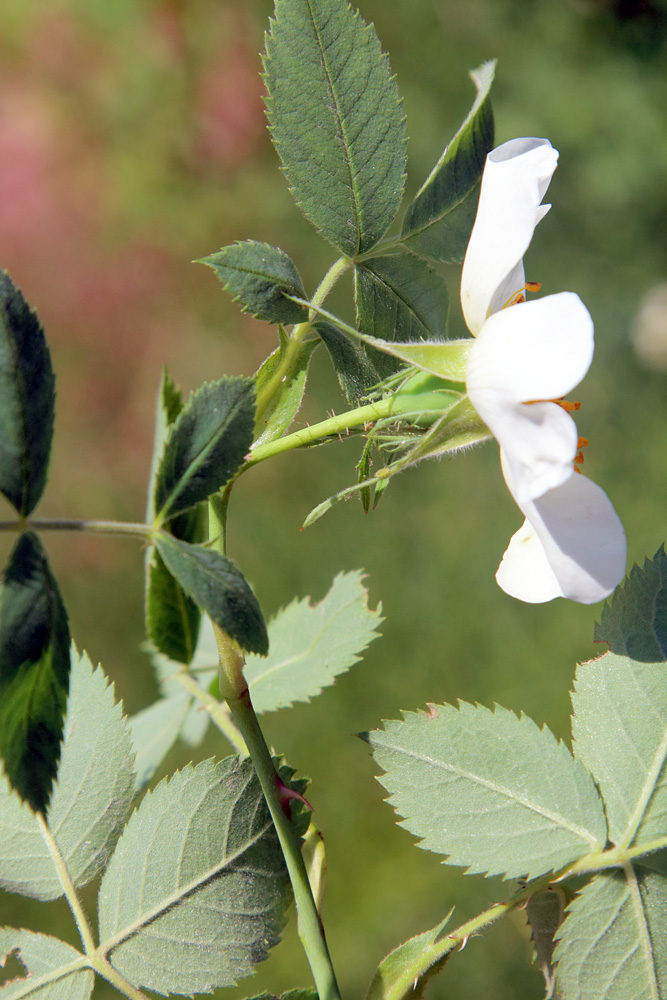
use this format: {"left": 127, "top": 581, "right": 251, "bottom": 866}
{"left": 497, "top": 469, "right": 627, "bottom": 604}
{"left": 461, "top": 138, "right": 559, "bottom": 336}
{"left": 467, "top": 293, "right": 594, "bottom": 501}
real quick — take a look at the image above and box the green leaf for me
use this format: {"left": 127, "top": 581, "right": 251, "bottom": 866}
{"left": 264, "top": 0, "right": 406, "bottom": 255}
{"left": 594, "top": 547, "right": 667, "bottom": 661}
{"left": 245, "top": 571, "right": 382, "bottom": 713}
{"left": 154, "top": 532, "right": 268, "bottom": 655}
{"left": 364, "top": 913, "right": 454, "bottom": 1000}
{"left": 0, "top": 929, "right": 93, "bottom": 1000}
{"left": 364, "top": 702, "right": 606, "bottom": 880}
{"left": 145, "top": 546, "right": 202, "bottom": 664}
{"left": 0, "top": 533, "right": 70, "bottom": 814}
{"left": 199, "top": 241, "right": 309, "bottom": 325}
{"left": 401, "top": 62, "right": 495, "bottom": 263}
{"left": 526, "top": 887, "right": 572, "bottom": 999}
{"left": 253, "top": 329, "right": 318, "bottom": 445}
{"left": 98, "top": 757, "right": 290, "bottom": 994}
{"left": 0, "top": 271, "right": 56, "bottom": 517}
{"left": 554, "top": 869, "right": 667, "bottom": 999}
{"left": 127, "top": 696, "right": 191, "bottom": 793}
{"left": 153, "top": 376, "right": 255, "bottom": 523}
{"left": 146, "top": 368, "right": 185, "bottom": 520}
{"left": 571, "top": 656, "right": 667, "bottom": 850}
{"left": 315, "top": 320, "right": 381, "bottom": 404}
{"left": 0, "top": 649, "right": 135, "bottom": 900}
{"left": 354, "top": 254, "right": 449, "bottom": 377}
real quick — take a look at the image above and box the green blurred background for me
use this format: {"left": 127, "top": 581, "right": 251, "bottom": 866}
{"left": 1, "top": 0, "right": 667, "bottom": 997}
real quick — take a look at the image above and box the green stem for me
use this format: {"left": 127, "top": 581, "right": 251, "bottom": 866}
{"left": 229, "top": 688, "right": 341, "bottom": 1000}
{"left": 173, "top": 669, "right": 248, "bottom": 756}
{"left": 88, "top": 956, "right": 152, "bottom": 1000}
{"left": 36, "top": 813, "right": 97, "bottom": 955}
{"left": 0, "top": 518, "right": 151, "bottom": 538}
{"left": 310, "top": 255, "right": 351, "bottom": 313}
{"left": 246, "top": 395, "right": 398, "bottom": 468}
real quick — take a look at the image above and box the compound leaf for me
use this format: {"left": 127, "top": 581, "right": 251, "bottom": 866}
{"left": 264, "top": 0, "right": 406, "bottom": 255}
{"left": 98, "top": 757, "right": 290, "bottom": 995}
{"left": 154, "top": 533, "right": 268, "bottom": 656}
{"left": 0, "top": 533, "right": 70, "bottom": 814}
{"left": 199, "top": 241, "right": 308, "bottom": 325}
{"left": 554, "top": 869, "right": 667, "bottom": 999}
{"left": 153, "top": 377, "right": 255, "bottom": 523}
{"left": 0, "top": 649, "right": 135, "bottom": 900}
{"left": 0, "top": 929, "right": 92, "bottom": 1000}
{"left": 245, "top": 571, "right": 382, "bottom": 713}
{"left": 401, "top": 62, "right": 495, "bottom": 263}
{"left": 365, "top": 702, "right": 606, "bottom": 880}
{"left": 0, "top": 272, "right": 55, "bottom": 517}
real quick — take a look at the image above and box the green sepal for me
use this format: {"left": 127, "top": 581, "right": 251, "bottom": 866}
{"left": 199, "top": 241, "right": 309, "bottom": 325}
{"left": 0, "top": 271, "right": 56, "bottom": 517}
{"left": 0, "top": 532, "right": 71, "bottom": 813}
{"left": 154, "top": 532, "right": 268, "bottom": 656}
{"left": 153, "top": 376, "right": 255, "bottom": 523}
{"left": 364, "top": 913, "right": 454, "bottom": 1000}
{"left": 401, "top": 62, "right": 495, "bottom": 263}
{"left": 264, "top": 0, "right": 406, "bottom": 255}
{"left": 253, "top": 329, "right": 318, "bottom": 445}
{"left": 354, "top": 253, "right": 449, "bottom": 377}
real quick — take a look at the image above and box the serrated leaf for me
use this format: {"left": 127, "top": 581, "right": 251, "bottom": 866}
{"left": 364, "top": 913, "right": 453, "bottom": 1000}
{"left": 354, "top": 254, "right": 449, "bottom": 377}
{"left": 264, "top": 0, "right": 406, "bottom": 255}
{"left": 98, "top": 757, "right": 290, "bottom": 995}
{"left": 401, "top": 61, "right": 495, "bottom": 263}
{"left": 154, "top": 532, "right": 268, "bottom": 655}
{"left": 145, "top": 546, "right": 202, "bottom": 665}
{"left": 571, "top": 656, "right": 667, "bottom": 850}
{"left": 0, "top": 648, "right": 135, "bottom": 900}
{"left": 127, "top": 696, "right": 191, "bottom": 793}
{"left": 245, "top": 571, "right": 382, "bottom": 712}
{"left": 365, "top": 702, "right": 606, "bottom": 880}
{"left": 199, "top": 241, "right": 308, "bottom": 324}
{"left": 253, "top": 329, "right": 318, "bottom": 446}
{"left": 0, "top": 271, "right": 55, "bottom": 517}
{"left": 153, "top": 377, "right": 255, "bottom": 523}
{"left": 315, "top": 320, "right": 381, "bottom": 404}
{"left": 554, "top": 868, "right": 667, "bottom": 999}
{"left": 146, "top": 368, "right": 185, "bottom": 521}
{"left": 594, "top": 547, "right": 667, "bottom": 661}
{"left": 0, "top": 929, "right": 92, "bottom": 1000}
{"left": 0, "top": 533, "right": 70, "bottom": 814}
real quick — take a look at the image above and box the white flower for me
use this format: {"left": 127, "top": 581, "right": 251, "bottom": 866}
{"left": 463, "top": 138, "right": 626, "bottom": 604}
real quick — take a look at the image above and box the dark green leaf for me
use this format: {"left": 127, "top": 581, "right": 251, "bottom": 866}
{"left": 146, "top": 368, "right": 185, "bottom": 520}
{"left": 264, "top": 0, "right": 407, "bottom": 255}
{"left": 155, "top": 532, "right": 268, "bottom": 655}
{"left": 315, "top": 320, "right": 380, "bottom": 403}
{"left": 253, "top": 329, "right": 318, "bottom": 445}
{"left": 0, "top": 532, "right": 70, "bottom": 813}
{"left": 146, "top": 547, "right": 202, "bottom": 665}
{"left": 0, "top": 271, "right": 55, "bottom": 516}
{"left": 199, "top": 241, "right": 308, "bottom": 325}
{"left": 401, "top": 62, "right": 495, "bottom": 263}
{"left": 594, "top": 546, "right": 667, "bottom": 661}
{"left": 153, "top": 376, "right": 255, "bottom": 522}
{"left": 526, "top": 887, "right": 572, "bottom": 999}
{"left": 354, "top": 253, "right": 449, "bottom": 377}
{"left": 98, "top": 757, "right": 290, "bottom": 994}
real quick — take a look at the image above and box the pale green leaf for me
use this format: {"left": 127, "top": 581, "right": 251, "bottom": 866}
{"left": 264, "top": 0, "right": 406, "bottom": 255}
{"left": 154, "top": 377, "right": 255, "bottom": 523}
{"left": 365, "top": 702, "right": 607, "bottom": 880}
{"left": 154, "top": 533, "right": 268, "bottom": 655}
{"left": 554, "top": 869, "right": 667, "bottom": 999}
{"left": 0, "top": 649, "right": 135, "bottom": 900}
{"left": 0, "top": 271, "right": 55, "bottom": 517}
{"left": 0, "top": 929, "right": 92, "bottom": 1000}
{"left": 401, "top": 62, "right": 495, "bottom": 263}
{"left": 98, "top": 757, "right": 289, "bottom": 994}
{"left": 364, "top": 913, "right": 453, "bottom": 1000}
{"left": 0, "top": 532, "right": 70, "bottom": 814}
{"left": 354, "top": 254, "right": 449, "bottom": 377}
{"left": 253, "top": 330, "right": 318, "bottom": 446}
{"left": 245, "top": 571, "right": 382, "bottom": 713}
{"left": 199, "top": 241, "right": 308, "bottom": 324}
{"left": 127, "top": 696, "right": 190, "bottom": 793}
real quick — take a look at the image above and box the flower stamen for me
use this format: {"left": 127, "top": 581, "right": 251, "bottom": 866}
{"left": 502, "top": 281, "right": 542, "bottom": 310}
